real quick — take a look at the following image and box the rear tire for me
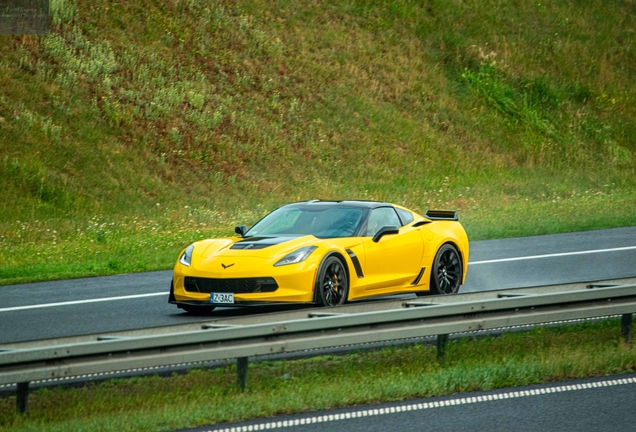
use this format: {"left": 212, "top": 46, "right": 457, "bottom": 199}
{"left": 430, "top": 244, "right": 462, "bottom": 295}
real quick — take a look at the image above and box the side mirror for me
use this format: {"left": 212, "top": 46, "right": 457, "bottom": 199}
{"left": 235, "top": 225, "right": 248, "bottom": 237}
{"left": 372, "top": 225, "right": 399, "bottom": 243}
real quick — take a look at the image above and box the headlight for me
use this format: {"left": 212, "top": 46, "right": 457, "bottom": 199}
{"left": 274, "top": 246, "right": 318, "bottom": 267}
{"left": 179, "top": 244, "right": 194, "bottom": 266}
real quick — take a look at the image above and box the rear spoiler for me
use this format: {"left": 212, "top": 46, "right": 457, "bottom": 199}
{"left": 425, "top": 210, "right": 459, "bottom": 221}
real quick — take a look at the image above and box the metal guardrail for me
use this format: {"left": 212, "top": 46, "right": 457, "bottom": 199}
{"left": 2, "top": 283, "right": 635, "bottom": 413}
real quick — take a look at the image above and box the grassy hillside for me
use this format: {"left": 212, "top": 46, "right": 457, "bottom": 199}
{"left": 1, "top": 0, "right": 635, "bottom": 284}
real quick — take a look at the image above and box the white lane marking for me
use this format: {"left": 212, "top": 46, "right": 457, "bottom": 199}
{"left": 207, "top": 376, "right": 636, "bottom": 431}
{"left": 6, "top": 246, "right": 635, "bottom": 312}
{"left": 469, "top": 245, "right": 636, "bottom": 265}
{"left": 0, "top": 292, "right": 168, "bottom": 313}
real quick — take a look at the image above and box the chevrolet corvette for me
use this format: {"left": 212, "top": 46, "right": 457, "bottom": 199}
{"left": 169, "top": 200, "right": 469, "bottom": 313}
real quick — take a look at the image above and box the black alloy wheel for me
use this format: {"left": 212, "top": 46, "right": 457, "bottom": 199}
{"left": 430, "top": 244, "right": 462, "bottom": 295}
{"left": 317, "top": 256, "right": 349, "bottom": 306}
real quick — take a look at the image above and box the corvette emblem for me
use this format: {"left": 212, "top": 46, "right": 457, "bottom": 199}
{"left": 221, "top": 263, "right": 234, "bottom": 269}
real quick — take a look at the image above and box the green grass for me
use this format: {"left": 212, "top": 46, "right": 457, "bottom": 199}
{"left": 1, "top": 320, "right": 635, "bottom": 431}
{"left": 1, "top": 0, "right": 635, "bottom": 284}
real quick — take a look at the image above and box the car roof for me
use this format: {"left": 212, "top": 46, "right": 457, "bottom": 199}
{"left": 285, "top": 200, "right": 394, "bottom": 210}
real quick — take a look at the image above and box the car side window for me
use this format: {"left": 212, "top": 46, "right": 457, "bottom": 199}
{"left": 366, "top": 207, "right": 401, "bottom": 236}
{"left": 396, "top": 208, "right": 414, "bottom": 225}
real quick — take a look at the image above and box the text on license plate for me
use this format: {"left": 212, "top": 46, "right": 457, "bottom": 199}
{"left": 211, "top": 293, "right": 234, "bottom": 304}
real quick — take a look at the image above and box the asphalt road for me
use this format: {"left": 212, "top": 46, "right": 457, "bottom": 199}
{"left": 463, "top": 225, "right": 636, "bottom": 292}
{"left": 188, "top": 374, "right": 636, "bottom": 432}
{"left": 1, "top": 226, "right": 635, "bottom": 344}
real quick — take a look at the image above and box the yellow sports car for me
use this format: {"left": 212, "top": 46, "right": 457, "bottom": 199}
{"left": 169, "top": 200, "right": 469, "bottom": 313}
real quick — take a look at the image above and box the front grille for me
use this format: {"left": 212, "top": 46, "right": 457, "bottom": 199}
{"left": 184, "top": 277, "right": 278, "bottom": 294}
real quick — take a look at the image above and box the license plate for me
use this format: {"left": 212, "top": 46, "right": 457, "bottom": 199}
{"left": 211, "top": 293, "right": 234, "bottom": 304}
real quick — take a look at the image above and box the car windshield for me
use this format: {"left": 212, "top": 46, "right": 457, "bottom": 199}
{"left": 246, "top": 206, "right": 365, "bottom": 238}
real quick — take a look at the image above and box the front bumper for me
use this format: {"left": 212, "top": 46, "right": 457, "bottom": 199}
{"left": 172, "top": 260, "right": 319, "bottom": 305}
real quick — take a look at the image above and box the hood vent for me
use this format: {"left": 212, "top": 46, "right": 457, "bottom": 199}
{"left": 230, "top": 236, "right": 295, "bottom": 250}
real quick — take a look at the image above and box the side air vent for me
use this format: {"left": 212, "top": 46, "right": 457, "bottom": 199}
{"left": 411, "top": 267, "right": 425, "bottom": 285}
{"left": 346, "top": 249, "right": 364, "bottom": 278}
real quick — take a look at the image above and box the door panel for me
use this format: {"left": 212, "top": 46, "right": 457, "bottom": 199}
{"left": 360, "top": 207, "right": 424, "bottom": 292}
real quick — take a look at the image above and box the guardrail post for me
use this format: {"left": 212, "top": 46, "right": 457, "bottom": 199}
{"left": 237, "top": 357, "right": 248, "bottom": 391}
{"left": 16, "top": 382, "right": 29, "bottom": 413}
{"left": 622, "top": 314, "right": 632, "bottom": 343}
{"left": 437, "top": 334, "right": 449, "bottom": 362}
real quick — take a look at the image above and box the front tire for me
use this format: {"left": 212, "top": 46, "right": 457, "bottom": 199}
{"left": 169, "top": 280, "right": 176, "bottom": 303}
{"left": 316, "top": 256, "right": 349, "bottom": 306}
{"left": 430, "top": 244, "right": 462, "bottom": 295}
